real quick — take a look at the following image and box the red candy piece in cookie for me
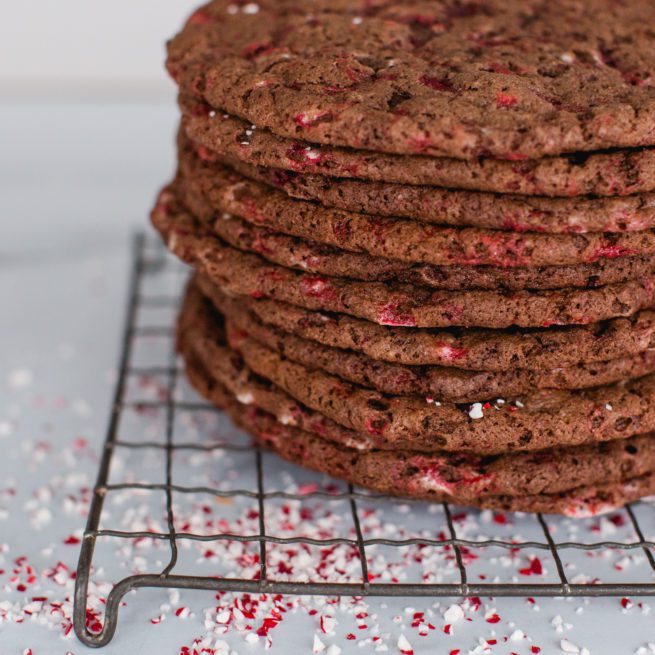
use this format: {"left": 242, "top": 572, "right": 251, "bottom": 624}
{"left": 377, "top": 301, "right": 417, "bottom": 327}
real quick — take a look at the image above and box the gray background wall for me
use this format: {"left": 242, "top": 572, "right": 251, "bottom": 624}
{"left": 1, "top": 2, "right": 199, "bottom": 99}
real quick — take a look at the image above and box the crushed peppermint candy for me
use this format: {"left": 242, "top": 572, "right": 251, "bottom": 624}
{"left": 468, "top": 403, "right": 484, "bottom": 420}
{"left": 443, "top": 604, "right": 464, "bottom": 623}
{"left": 397, "top": 633, "right": 414, "bottom": 654}
{"left": 8, "top": 367, "right": 34, "bottom": 389}
{"left": 235, "top": 391, "right": 254, "bottom": 404}
{"left": 560, "top": 637, "right": 590, "bottom": 654}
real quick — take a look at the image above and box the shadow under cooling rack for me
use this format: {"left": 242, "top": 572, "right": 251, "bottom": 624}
{"left": 73, "top": 233, "right": 655, "bottom": 648}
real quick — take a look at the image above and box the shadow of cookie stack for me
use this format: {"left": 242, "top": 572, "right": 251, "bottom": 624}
{"left": 151, "top": 0, "right": 655, "bottom": 516}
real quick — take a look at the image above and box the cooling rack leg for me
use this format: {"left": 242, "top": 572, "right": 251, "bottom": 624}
{"left": 73, "top": 536, "right": 139, "bottom": 648}
{"left": 73, "top": 233, "right": 149, "bottom": 648}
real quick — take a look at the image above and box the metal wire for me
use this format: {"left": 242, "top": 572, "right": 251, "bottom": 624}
{"left": 74, "top": 233, "right": 655, "bottom": 648}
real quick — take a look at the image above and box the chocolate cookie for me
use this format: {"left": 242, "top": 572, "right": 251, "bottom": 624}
{"left": 183, "top": 106, "right": 655, "bottom": 198}
{"left": 184, "top": 346, "right": 655, "bottom": 506}
{"left": 209, "top": 205, "right": 655, "bottom": 292}
{"left": 177, "top": 297, "right": 655, "bottom": 515}
{"left": 254, "top": 425, "right": 655, "bottom": 515}
{"left": 177, "top": 149, "right": 655, "bottom": 268}
{"left": 168, "top": 0, "right": 655, "bottom": 160}
{"left": 199, "top": 278, "right": 655, "bottom": 373}
{"left": 180, "top": 281, "right": 655, "bottom": 455}
{"left": 217, "top": 289, "right": 655, "bottom": 402}
{"left": 226, "top": 157, "right": 655, "bottom": 232}
{"left": 152, "top": 187, "right": 655, "bottom": 329}
{"left": 229, "top": 323, "right": 655, "bottom": 455}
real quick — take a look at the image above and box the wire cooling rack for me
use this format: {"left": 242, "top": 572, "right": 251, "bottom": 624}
{"left": 74, "top": 233, "right": 655, "bottom": 647}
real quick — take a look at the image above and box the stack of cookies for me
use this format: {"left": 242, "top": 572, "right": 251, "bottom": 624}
{"left": 152, "top": 0, "right": 655, "bottom": 516}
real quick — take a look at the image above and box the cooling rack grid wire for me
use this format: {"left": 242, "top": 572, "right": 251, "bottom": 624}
{"left": 73, "top": 233, "right": 655, "bottom": 647}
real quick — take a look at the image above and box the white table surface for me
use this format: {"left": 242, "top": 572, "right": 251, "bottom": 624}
{"left": 1, "top": 99, "right": 654, "bottom": 655}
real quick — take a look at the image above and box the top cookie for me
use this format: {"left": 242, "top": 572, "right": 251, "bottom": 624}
{"left": 167, "top": 0, "right": 655, "bottom": 160}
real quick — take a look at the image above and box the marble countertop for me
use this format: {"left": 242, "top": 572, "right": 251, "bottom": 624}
{"left": 1, "top": 99, "right": 654, "bottom": 655}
